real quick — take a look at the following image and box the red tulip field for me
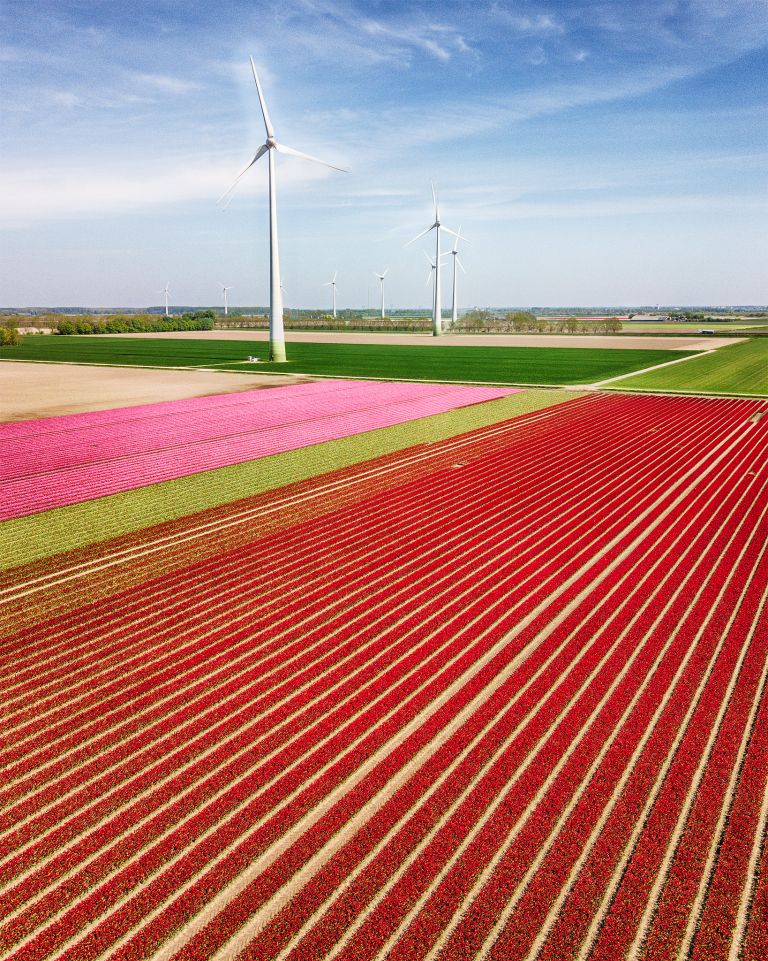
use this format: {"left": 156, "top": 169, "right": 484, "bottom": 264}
{"left": 1, "top": 390, "right": 766, "bottom": 960}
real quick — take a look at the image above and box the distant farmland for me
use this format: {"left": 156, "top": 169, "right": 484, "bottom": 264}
{"left": 0, "top": 336, "right": 699, "bottom": 386}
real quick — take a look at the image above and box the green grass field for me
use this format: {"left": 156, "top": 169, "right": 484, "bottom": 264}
{"left": 0, "top": 336, "right": 697, "bottom": 386}
{"left": 613, "top": 338, "right": 767, "bottom": 395}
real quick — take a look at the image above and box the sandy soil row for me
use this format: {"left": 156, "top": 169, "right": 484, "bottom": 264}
{"left": 0, "top": 362, "right": 306, "bottom": 422}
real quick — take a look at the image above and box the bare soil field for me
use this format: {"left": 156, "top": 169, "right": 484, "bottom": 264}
{"left": 103, "top": 330, "right": 740, "bottom": 351}
{"left": 0, "top": 361, "right": 306, "bottom": 421}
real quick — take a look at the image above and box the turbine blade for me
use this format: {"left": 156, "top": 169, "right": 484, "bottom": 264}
{"left": 431, "top": 181, "right": 439, "bottom": 220}
{"left": 404, "top": 224, "right": 433, "bottom": 247}
{"left": 275, "top": 142, "right": 347, "bottom": 172}
{"left": 250, "top": 57, "right": 274, "bottom": 139}
{"left": 218, "top": 144, "right": 268, "bottom": 205}
{"left": 457, "top": 257, "right": 466, "bottom": 273}
{"left": 382, "top": 267, "right": 389, "bottom": 277}
{"left": 425, "top": 271, "right": 433, "bottom": 286}
{"left": 441, "top": 225, "right": 461, "bottom": 240}
{"left": 333, "top": 271, "right": 338, "bottom": 283}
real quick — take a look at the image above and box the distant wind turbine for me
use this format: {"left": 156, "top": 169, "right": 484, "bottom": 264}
{"left": 219, "top": 57, "right": 347, "bottom": 362}
{"left": 158, "top": 283, "right": 170, "bottom": 317}
{"left": 374, "top": 268, "right": 388, "bottom": 319}
{"left": 219, "top": 283, "right": 232, "bottom": 316}
{"left": 448, "top": 227, "right": 468, "bottom": 325}
{"left": 323, "top": 271, "right": 338, "bottom": 318}
{"left": 405, "top": 183, "right": 459, "bottom": 337}
{"left": 424, "top": 251, "right": 448, "bottom": 320}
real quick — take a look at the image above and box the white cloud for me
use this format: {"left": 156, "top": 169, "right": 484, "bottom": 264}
{"left": 129, "top": 72, "right": 203, "bottom": 95}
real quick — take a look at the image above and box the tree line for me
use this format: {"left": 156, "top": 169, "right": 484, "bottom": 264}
{"left": 54, "top": 311, "right": 216, "bottom": 335}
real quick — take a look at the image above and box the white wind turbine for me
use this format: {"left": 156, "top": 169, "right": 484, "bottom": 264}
{"left": 219, "top": 283, "right": 233, "bottom": 316}
{"left": 219, "top": 57, "right": 346, "bottom": 362}
{"left": 405, "top": 183, "right": 459, "bottom": 337}
{"left": 374, "top": 268, "right": 388, "bottom": 319}
{"left": 158, "top": 283, "right": 170, "bottom": 317}
{"left": 448, "top": 226, "right": 468, "bottom": 325}
{"left": 323, "top": 271, "right": 338, "bottom": 318}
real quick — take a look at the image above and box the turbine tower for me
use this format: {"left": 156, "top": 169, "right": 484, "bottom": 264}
{"left": 323, "top": 271, "right": 338, "bottom": 318}
{"left": 424, "top": 251, "right": 448, "bottom": 321}
{"left": 374, "top": 268, "right": 388, "bottom": 319}
{"left": 219, "top": 283, "right": 232, "bottom": 316}
{"left": 220, "top": 57, "right": 346, "bottom": 362}
{"left": 158, "top": 283, "right": 170, "bottom": 317}
{"left": 448, "top": 227, "right": 468, "bottom": 325}
{"left": 405, "top": 183, "right": 458, "bottom": 337}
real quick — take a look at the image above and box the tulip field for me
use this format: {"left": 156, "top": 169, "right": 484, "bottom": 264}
{"left": 0, "top": 380, "right": 515, "bottom": 520}
{"left": 1, "top": 386, "right": 767, "bottom": 961}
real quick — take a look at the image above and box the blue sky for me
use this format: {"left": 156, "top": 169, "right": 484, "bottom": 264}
{"left": 1, "top": 0, "right": 766, "bottom": 309}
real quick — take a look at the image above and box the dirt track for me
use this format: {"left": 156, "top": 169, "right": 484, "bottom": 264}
{"left": 103, "top": 330, "right": 740, "bottom": 351}
{"left": 0, "top": 362, "right": 304, "bottom": 421}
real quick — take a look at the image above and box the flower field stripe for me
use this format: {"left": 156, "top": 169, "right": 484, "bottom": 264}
{"left": 0, "top": 390, "right": 582, "bottom": 579}
{"left": 319, "top": 432, "right": 767, "bottom": 961}
{"left": 43, "top": 402, "right": 760, "bottom": 950}
{"left": 242, "top": 419, "right": 767, "bottom": 961}
{"left": 0, "top": 382, "right": 518, "bottom": 519}
{"left": 352, "top": 408, "right": 764, "bottom": 956}
{"left": 0, "top": 380, "right": 509, "bottom": 478}
{"left": 0, "top": 380, "right": 362, "bottom": 440}
{"left": 484, "top": 449, "right": 768, "bottom": 961}
{"left": 0, "top": 393, "right": 598, "bottom": 618}
{"left": 641, "top": 579, "right": 768, "bottom": 961}
{"left": 0, "top": 392, "right": 704, "bottom": 952}
{"left": 727, "top": 611, "right": 768, "bottom": 961}
{"left": 688, "top": 600, "right": 768, "bottom": 960}
{"left": 0, "top": 394, "right": 656, "bottom": 768}
{"left": 0, "top": 396, "right": 765, "bottom": 960}
{"left": 224, "top": 441, "right": 759, "bottom": 961}
{"left": 564, "top": 517, "right": 768, "bottom": 961}
{"left": 0, "top": 390, "right": 600, "bottom": 652}
{"left": 518, "top": 502, "right": 768, "bottom": 961}
{"left": 0, "top": 398, "right": 624, "bottom": 710}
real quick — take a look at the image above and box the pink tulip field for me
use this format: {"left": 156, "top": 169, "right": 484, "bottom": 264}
{"left": 0, "top": 380, "right": 517, "bottom": 519}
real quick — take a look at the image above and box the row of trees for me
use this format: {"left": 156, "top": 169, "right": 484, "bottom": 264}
{"left": 54, "top": 311, "right": 216, "bottom": 335}
{"left": 455, "top": 311, "right": 623, "bottom": 334}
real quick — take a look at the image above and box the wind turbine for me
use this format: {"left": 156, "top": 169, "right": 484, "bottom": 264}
{"left": 323, "top": 271, "right": 338, "bottom": 318}
{"left": 448, "top": 227, "right": 468, "bottom": 325}
{"left": 374, "top": 268, "right": 388, "bottom": 319}
{"left": 219, "top": 57, "right": 346, "bottom": 362}
{"left": 158, "top": 283, "right": 170, "bottom": 317}
{"left": 424, "top": 251, "right": 448, "bottom": 320}
{"left": 405, "top": 183, "right": 459, "bottom": 337}
{"left": 219, "top": 283, "right": 232, "bottom": 316}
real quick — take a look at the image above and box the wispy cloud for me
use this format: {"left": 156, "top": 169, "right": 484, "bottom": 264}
{"left": 129, "top": 72, "right": 203, "bottom": 95}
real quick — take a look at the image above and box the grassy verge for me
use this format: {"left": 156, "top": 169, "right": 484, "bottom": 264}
{"left": 609, "top": 339, "right": 767, "bottom": 395}
{"left": 0, "top": 336, "right": 696, "bottom": 385}
{"left": 0, "top": 389, "right": 580, "bottom": 571}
